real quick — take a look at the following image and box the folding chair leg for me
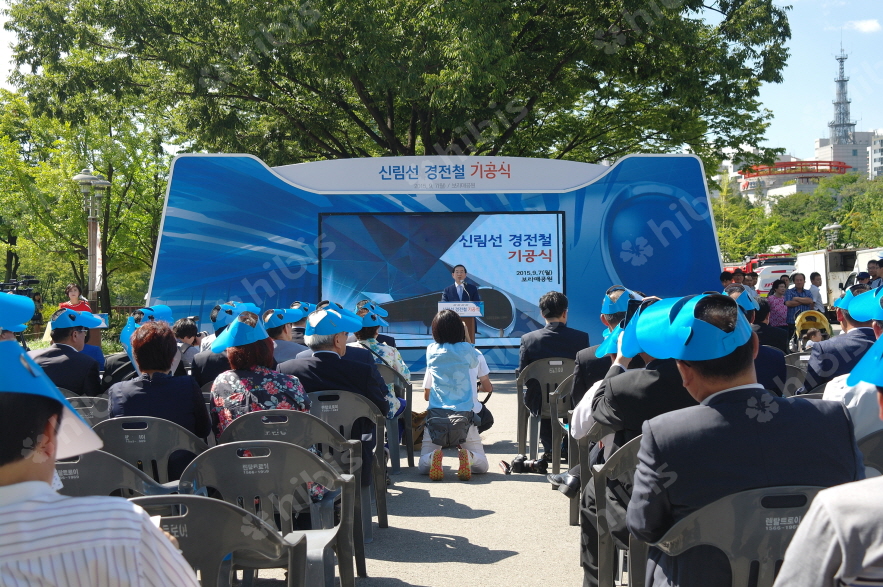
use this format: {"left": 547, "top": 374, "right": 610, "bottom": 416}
{"left": 386, "top": 417, "right": 401, "bottom": 474}
{"left": 241, "top": 568, "right": 256, "bottom": 587}
{"left": 517, "top": 399, "right": 528, "bottom": 455}
{"left": 528, "top": 415, "right": 540, "bottom": 460}
{"left": 629, "top": 539, "right": 648, "bottom": 587}
{"left": 351, "top": 481, "right": 368, "bottom": 576}
{"left": 551, "top": 422, "right": 562, "bottom": 475}
{"left": 404, "top": 401, "right": 415, "bottom": 468}
{"left": 360, "top": 484, "right": 373, "bottom": 544}
{"left": 372, "top": 443, "right": 389, "bottom": 528}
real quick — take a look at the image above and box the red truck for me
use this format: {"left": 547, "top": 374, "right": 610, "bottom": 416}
{"left": 724, "top": 254, "right": 795, "bottom": 296}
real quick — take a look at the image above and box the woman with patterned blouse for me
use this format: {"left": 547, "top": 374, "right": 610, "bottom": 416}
{"left": 348, "top": 313, "right": 409, "bottom": 420}
{"left": 767, "top": 279, "right": 789, "bottom": 329}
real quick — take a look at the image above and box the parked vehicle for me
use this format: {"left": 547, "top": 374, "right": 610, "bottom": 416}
{"left": 795, "top": 248, "right": 863, "bottom": 312}
{"left": 724, "top": 254, "right": 795, "bottom": 296}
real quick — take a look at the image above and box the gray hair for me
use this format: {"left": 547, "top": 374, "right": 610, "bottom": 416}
{"left": 304, "top": 333, "right": 337, "bottom": 351}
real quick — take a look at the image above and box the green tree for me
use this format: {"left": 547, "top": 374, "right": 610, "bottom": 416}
{"left": 6, "top": 0, "right": 789, "bottom": 171}
{"left": 712, "top": 183, "right": 774, "bottom": 262}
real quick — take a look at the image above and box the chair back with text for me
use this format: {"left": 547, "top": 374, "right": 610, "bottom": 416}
{"left": 548, "top": 374, "right": 575, "bottom": 475}
{"left": 93, "top": 416, "right": 209, "bottom": 483}
{"left": 783, "top": 352, "right": 810, "bottom": 369}
{"left": 55, "top": 449, "right": 177, "bottom": 497}
{"left": 67, "top": 395, "right": 111, "bottom": 427}
{"left": 131, "top": 494, "right": 306, "bottom": 587}
{"left": 651, "top": 486, "right": 823, "bottom": 587}
{"left": 516, "top": 357, "right": 575, "bottom": 457}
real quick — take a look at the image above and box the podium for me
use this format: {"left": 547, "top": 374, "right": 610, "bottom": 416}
{"left": 438, "top": 302, "right": 484, "bottom": 343}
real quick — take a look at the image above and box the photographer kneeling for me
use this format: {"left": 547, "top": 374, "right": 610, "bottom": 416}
{"left": 419, "top": 310, "right": 490, "bottom": 481}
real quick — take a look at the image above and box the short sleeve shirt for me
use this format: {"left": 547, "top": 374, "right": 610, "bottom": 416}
{"left": 784, "top": 287, "right": 813, "bottom": 325}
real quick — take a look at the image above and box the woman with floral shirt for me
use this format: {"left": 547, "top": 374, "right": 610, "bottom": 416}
{"left": 767, "top": 279, "right": 789, "bottom": 329}
{"left": 208, "top": 311, "right": 322, "bottom": 500}
{"left": 348, "top": 313, "right": 409, "bottom": 420}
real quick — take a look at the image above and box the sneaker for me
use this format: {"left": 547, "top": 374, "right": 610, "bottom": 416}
{"left": 457, "top": 448, "right": 473, "bottom": 481}
{"left": 429, "top": 449, "right": 444, "bottom": 481}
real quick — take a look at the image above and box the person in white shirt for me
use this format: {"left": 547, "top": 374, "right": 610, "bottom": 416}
{"left": 0, "top": 293, "right": 198, "bottom": 587}
{"left": 809, "top": 271, "right": 825, "bottom": 313}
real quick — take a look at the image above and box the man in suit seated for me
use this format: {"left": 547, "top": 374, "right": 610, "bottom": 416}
{"left": 519, "top": 291, "right": 589, "bottom": 459}
{"left": 725, "top": 284, "right": 786, "bottom": 394}
{"left": 774, "top": 337, "right": 883, "bottom": 587}
{"left": 800, "top": 283, "right": 876, "bottom": 393}
{"left": 752, "top": 298, "right": 790, "bottom": 354}
{"left": 347, "top": 300, "right": 396, "bottom": 347}
{"left": 263, "top": 308, "right": 308, "bottom": 363}
{"left": 279, "top": 306, "right": 390, "bottom": 487}
{"left": 295, "top": 301, "right": 376, "bottom": 365}
{"left": 626, "top": 294, "right": 865, "bottom": 587}
{"left": 575, "top": 297, "right": 697, "bottom": 586}
{"left": 28, "top": 309, "right": 102, "bottom": 396}
{"left": 288, "top": 301, "right": 315, "bottom": 346}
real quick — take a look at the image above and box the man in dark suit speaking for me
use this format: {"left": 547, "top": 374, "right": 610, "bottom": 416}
{"left": 626, "top": 294, "right": 864, "bottom": 587}
{"left": 441, "top": 264, "right": 481, "bottom": 302}
{"left": 29, "top": 309, "right": 103, "bottom": 396}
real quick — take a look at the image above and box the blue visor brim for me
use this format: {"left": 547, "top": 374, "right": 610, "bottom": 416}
{"left": 847, "top": 336, "right": 883, "bottom": 387}
{"left": 0, "top": 294, "right": 34, "bottom": 330}
{"left": 211, "top": 319, "right": 269, "bottom": 353}
{"left": 595, "top": 324, "right": 623, "bottom": 358}
{"left": 845, "top": 288, "right": 883, "bottom": 321}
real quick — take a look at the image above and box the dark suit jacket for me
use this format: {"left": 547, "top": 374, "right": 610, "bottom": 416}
{"left": 102, "top": 351, "right": 188, "bottom": 392}
{"left": 519, "top": 321, "right": 590, "bottom": 415}
{"left": 278, "top": 352, "right": 389, "bottom": 486}
{"left": 190, "top": 349, "right": 231, "bottom": 388}
{"left": 802, "top": 327, "right": 876, "bottom": 390}
{"left": 441, "top": 282, "right": 481, "bottom": 302}
{"left": 346, "top": 333, "right": 397, "bottom": 348}
{"left": 627, "top": 386, "right": 865, "bottom": 587}
{"left": 754, "top": 323, "right": 790, "bottom": 354}
{"left": 755, "top": 345, "right": 787, "bottom": 396}
{"left": 291, "top": 327, "right": 305, "bottom": 346}
{"left": 295, "top": 345, "right": 375, "bottom": 366}
{"left": 28, "top": 344, "right": 100, "bottom": 397}
{"left": 108, "top": 373, "right": 212, "bottom": 440}
{"left": 572, "top": 345, "right": 644, "bottom": 407}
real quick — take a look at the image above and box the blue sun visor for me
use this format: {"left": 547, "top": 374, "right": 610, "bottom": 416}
{"left": 601, "top": 286, "right": 642, "bottom": 314}
{"left": 211, "top": 316, "right": 269, "bottom": 353}
{"left": 362, "top": 313, "right": 389, "bottom": 328}
{"left": 305, "top": 306, "right": 364, "bottom": 336}
{"left": 848, "top": 286, "right": 883, "bottom": 322}
{"left": 1, "top": 293, "right": 34, "bottom": 330}
{"left": 136, "top": 304, "right": 174, "bottom": 323}
{"left": 731, "top": 290, "right": 760, "bottom": 314}
{"left": 594, "top": 323, "right": 623, "bottom": 358}
{"left": 847, "top": 336, "right": 883, "bottom": 387}
{"left": 50, "top": 309, "right": 104, "bottom": 330}
{"left": 0, "top": 341, "right": 103, "bottom": 458}
{"left": 833, "top": 288, "right": 861, "bottom": 310}
{"left": 264, "top": 308, "right": 304, "bottom": 328}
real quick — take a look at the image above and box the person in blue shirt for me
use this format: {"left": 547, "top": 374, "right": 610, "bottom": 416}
{"left": 420, "top": 309, "right": 488, "bottom": 481}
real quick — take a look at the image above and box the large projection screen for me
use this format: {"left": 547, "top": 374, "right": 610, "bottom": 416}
{"left": 319, "top": 212, "right": 565, "bottom": 345}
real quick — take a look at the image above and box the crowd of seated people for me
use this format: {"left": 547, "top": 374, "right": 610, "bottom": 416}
{"left": 6, "top": 272, "right": 883, "bottom": 586}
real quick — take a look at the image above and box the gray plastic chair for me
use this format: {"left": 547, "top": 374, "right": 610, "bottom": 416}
{"left": 779, "top": 365, "right": 806, "bottom": 397}
{"left": 131, "top": 494, "right": 308, "bottom": 587}
{"left": 93, "top": 416, "right": 209, "bottom": 483}
{"left": 178, "top": 440, "right": 356, "bottom": 587}
{"left": 651, "top": 486, "right": 824, "bottom": 587}
{"left": 375, "top": 364, "right": 415, "bottom": 473}
{"left": 58, "top": 387, "right": 79, "bottom": 399}
{"left": 783, "top": 352, "right": 810, "bottom": 369}
{"left": 516, "top": 357, "right": 576, "bottom": 459}
{"left": 55, "top": 449, "right": 178, "bottom": 497}
{"left": 67, "top": 396, "right": 111, "bottom": 427}
{"left": 307, "top": 390, "right": 389, "bottom": 537}
{"left": 566, "top": 422, "right": 617, "bottom": 534}
{"left": 858, "top": 429, "right": 883, "bottom": 473}
{"left": 549, "top": 374, "right": 575, "bottom": 475}
{"left": 218, "top": 410, "right": 368, "bottom": 577}
{"left": 593, "top": 434, "right": 646, "bottom": 587}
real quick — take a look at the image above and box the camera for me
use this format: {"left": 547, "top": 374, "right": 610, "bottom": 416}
{"left": 500, "top": 454, "right": 549, "bottom": 475}
{"left": 0, "top": 275, "right": 40, "bottom": 299}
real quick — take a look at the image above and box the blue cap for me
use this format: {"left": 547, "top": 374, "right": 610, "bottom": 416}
{"left": 833, "top": 288, "right": 864, "bottom": 310}
{"left": 728, "top": 290, "right": 760, "bottom": 314}
{"left": 356, "top": 300, "right": 389, "bottom": 318}
{"left": 50, "top": 309, "right": 104, "bottom": 330}
{"left": 594, "top": 323, "right": 623, "bottom": 358}
{"left": 210, "top": 303, "right": 239, "bottom": 327}
{"left": 290, "top": 301, "right": 315, "bottom": 314}
{"left": 635, "top": 294, "right": 753, "bottom": 361}
{"left": 620, "top": 302, "right": 655, "bottom": 357}
{"left": 848, "top": 286, "right": 883, "bottom": 322}
{"left": 3, "top": 323, "right": 27, "bottom": 333}
{"left": 136, "top": 305, "right": 174, "bottom": 323}
{"left": 264, "top": 308, "right": 304, "bottom": 329}
{"left": 1, "top": 341, "right": 102, "bottom": 458}
{"left": 601, "top": 286, "right": 642, "bottom": 314}
{"left": 361, "top": 312, "right": 389, "bottom": 328}
{"left": 0, "top": 294, "right": 34, "bottom": 330}
{"left": 305, "top": 306, "right": 363, "bottom": 336}
{"left": 211, "top": 316, "right": 269, "bottom": 353}
{"left": 847, "top": 336, "right": 883, "bottom": 387}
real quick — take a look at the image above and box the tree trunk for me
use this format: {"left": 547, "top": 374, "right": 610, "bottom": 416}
{"left": 4, "top": 234, "right": 19, "bottom": 282}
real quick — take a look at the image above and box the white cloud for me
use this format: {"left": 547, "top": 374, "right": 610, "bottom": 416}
{"left": 844, "top": 19, "right": 882, "bottom": 33}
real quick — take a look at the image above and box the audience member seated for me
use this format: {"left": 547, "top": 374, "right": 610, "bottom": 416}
{"left": 172, "top": 317, "right": 202, "bottom": 369}
{"left": 348, "top": 300, "right": 396, "bottom": 347}
{"left": 822, "top": 286, "right": 883, "bottom": 440}
{"left": 263, "top": 308, "right": 308, "bottom": 363}
{"left": 198, "top": 301, "right": 237, "bottom": 352}
{"left": 571, "top": 286, "right": 645, "bottom": 408}
{"left": 108, "top": 321, "right": 211, "bottom": 479}
{"left": 419, "top": 310, "right": 489, "bottom": 481}
{"left": 348, "top": 311, "right": 409, "bottom": 420}
{"left": 726, "top": 284, "right": 786, "bottom": 394}
{"left": 752, "top": 297, "right": 790, "bottom": 353}
{"left": 519, "top": 291, "right": 589, "bottom": 459}
{"left": 800, "top": 283, "right": 875, "bottom": 392}
{"left": 773, "top": 339, "right": 883, "bottom": 587}
{"left": 574, "top": 297, "right": 697, "bottom": 585}
{"left": 294, "top": 302, "right": 376, "bottom": 365}
{"left": 288, "top": 301, "right": 315, "bottom": 346}
{"left": 28, "top": 309, "right": 102, "bottom": 396}
{"left": 625, "top": 294, "right": 865, "bottom": 587}
{"left": 279, "top": 305, "right": 389, "bottom": 488}
{"left": 0, "top": 313, "right": 198, "bottom": 585}
{"left": 0, "top": 321, "right": 25, "bottom": 343}
{"left": 191, "top": 302, "right": 255, "bottom": 388}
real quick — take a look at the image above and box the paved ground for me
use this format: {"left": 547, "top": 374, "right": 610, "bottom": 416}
{"left": 254, "top": 375, "right": 584, "bottom": 586}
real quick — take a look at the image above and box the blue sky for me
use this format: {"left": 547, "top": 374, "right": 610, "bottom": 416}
{"left": 1, "top": 0, "right": 881, "bottom": 160}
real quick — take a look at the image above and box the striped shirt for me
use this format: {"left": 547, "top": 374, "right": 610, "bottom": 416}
{"left": 0, "top": 481, "right": 198, "bottom": 587}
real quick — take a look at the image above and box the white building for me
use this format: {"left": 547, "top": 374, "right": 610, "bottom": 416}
{"left": 815, "top": 131, "right": 875, "bottom": 177}
{"left": 869, "top": 133, "right": 883, "bottom": 180}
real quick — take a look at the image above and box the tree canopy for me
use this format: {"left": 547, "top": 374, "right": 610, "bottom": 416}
{"left": 7, "top": 0, "right": 790, "bottom": 169}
